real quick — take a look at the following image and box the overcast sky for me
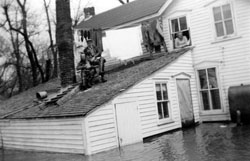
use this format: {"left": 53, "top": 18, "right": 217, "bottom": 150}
{"left": 32, "top": 0, "right": 133, "bottom": 16}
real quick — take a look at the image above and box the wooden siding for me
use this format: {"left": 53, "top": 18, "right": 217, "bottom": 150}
{"left": 114, "top": 51, "right": 199, "bottom": 138}
{"left": 85, "top": 103, "right": 118, "bottom": 155}
{"left": 162, "top": 0, "right": 250, "bottom": 121}
{"left": 0, "top": 118, "right": 85, "bottom": 154}
{"left": 85, "top": 51, "right": 199, "bottom": 154}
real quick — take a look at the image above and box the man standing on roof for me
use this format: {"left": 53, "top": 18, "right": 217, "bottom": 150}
{"left": 84, "top": 39, "right": 107, "bottom": 82}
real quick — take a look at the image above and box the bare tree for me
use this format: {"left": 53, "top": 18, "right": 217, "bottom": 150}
{"left": 15, "top": 0, "right": 45, "bottom": 85}
{"left": 0, "top": 35, "right": 18, "bottom": 97}
{"left": 1, "top": 0, "right": 46, "bottom": 86}
{"left": 72, "top": 0, "right": 85, "bottom": 27}
{"left": 43, "top": 0, "right": 58, "bottom": 79}
{"left": 1, "top": 2, "right": 23, "bottom": 92}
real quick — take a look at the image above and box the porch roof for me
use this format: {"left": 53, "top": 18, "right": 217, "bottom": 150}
{"left": 75, "top": 0, "right": 172, "bottom": 30}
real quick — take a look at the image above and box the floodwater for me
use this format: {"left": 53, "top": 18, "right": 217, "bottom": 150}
{"left": 1, "top": 123, "right": 250, "bottom": 161}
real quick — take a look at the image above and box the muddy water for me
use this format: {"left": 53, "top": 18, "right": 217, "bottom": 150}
{"left": 1, "top": 123, "right": 250, "bottom": 161}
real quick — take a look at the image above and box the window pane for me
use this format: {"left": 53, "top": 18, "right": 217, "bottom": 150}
{"left": 225, "top": 20, "right": 234, "bottom": 35}
{"left": 155, "top": 84, "right": 162, "bottom": 100}
{"left": 171, "top": 19, "right": 179, "bottom": 32}
{"left": 211, "top": 89, "right": 221, "bottom": 109}
{"left": 222, "top": 4, "right": 232, "bottom": 19}
{"left": 162, "top": 102, "right": 169, "bottom": 118}
{"left": 213, "top": 6, "right": 222, "bottom": 21}
{"left": 157, "top": 102, "right": 163, "bottom": 119}
{"left": 179, "top": 17, "right": 187, "bottom": 30}
{"left": 215, "top": 22, "right": 225, "bottom": 37}
{"left": 162, "top": 83, "right": 168, "bottom": 100}
{"left": 207, "top": 68, "right": 218, "bottom": 88}
{"left": 198, "top": 69, "right": 208, "bottom": 89}
{"left": 201, "top": 91, "right": 210, "bottom": 110}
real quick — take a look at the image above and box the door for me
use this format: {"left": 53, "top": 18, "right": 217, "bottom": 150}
{"left": 176, "top": 79, "right": 195, "bottom": 127}
{"left": 115, "top": 102, "right": 142, "bottom": 147}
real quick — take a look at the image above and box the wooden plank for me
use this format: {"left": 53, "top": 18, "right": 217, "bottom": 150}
{"left": 90, "top": 137, "right": 117, "bottom": 147}
{"left": 3, "top": 140, "right": 84, "bottom": 150}
{"left": 2, "top": 129, "right": 82, "bottom": 135}
{"left": 88, "top": 124, "right": 115, "bottom": 133}
{"left": 89, "top": 128, "right": 116, "bottom": 137}
{"left": 2, "top": 133, "right": 83, "bottom": 140}
{"left": 3, "top": 125, "right": 81, "bottom": 130}
{"left": 88, "top": 115, "right": 114, "bottom": 122}
{"left": 3, "top": 137, "right": 84, "bottom": 145}
{"left": 4, "top": 143, "right": 84, "bottom": 154}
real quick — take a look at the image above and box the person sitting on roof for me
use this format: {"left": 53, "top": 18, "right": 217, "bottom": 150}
{"left": 175, "top": 32, "right": 189, "bottom": 49}
{"left": 84, "top": 39, "right": 107, "bottom": 82}
{"left": 77, "top": 53, "right": 95, "bottom": 88}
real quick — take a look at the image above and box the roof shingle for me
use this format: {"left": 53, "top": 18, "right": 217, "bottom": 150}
{"left": 1, "top": 49, "right": 191, "bottom": 119}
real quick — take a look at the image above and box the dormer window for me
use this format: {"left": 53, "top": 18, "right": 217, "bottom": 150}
{"left": 212, "top": 3, "right": 235, "bottom": 38}
{"left": 170, "top": 16, "right": 192, "bottom": 49}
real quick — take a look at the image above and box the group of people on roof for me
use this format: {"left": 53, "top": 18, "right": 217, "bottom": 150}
{"left": 77, "top": 39, "right": 107, "bottom": 88}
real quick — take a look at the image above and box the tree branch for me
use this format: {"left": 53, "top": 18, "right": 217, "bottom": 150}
{"left": 118, "top": 0, "right": 125, "bottom": 5}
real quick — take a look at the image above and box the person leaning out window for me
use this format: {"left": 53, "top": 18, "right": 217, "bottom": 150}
{"left": 175, "top": 32, "right": 190, "bottom": 49}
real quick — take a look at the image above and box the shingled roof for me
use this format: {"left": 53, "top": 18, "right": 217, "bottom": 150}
{"left": 0, "top": 49, "right": 191, "bottom": 119}
{"left": 75, "top": 0, "right": 172, "bottom": 30}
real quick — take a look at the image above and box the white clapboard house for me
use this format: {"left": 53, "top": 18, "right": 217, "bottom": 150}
{"left": 0, "top": 48, "right": 199, "bottom": 155}
{"left": 160, "top": 0, "right": 250, "bottom": 121}
{"left": 76, "top": 0, "right": 250, "bottom": 122}
{"left": 0, "top": 0, "right": 250, "bottom": 155}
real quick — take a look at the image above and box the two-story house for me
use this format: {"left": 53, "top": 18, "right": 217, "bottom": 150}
{"left": 161, "top": 0, "right": 250, "bottom": 121}
{"left": 76, "top": 0, "right": 250, "bottom": 122}
{"left": 0, "top": 0, "right": 249, "bottom": 155}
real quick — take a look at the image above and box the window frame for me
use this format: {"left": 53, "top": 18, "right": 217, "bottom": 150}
{"left": 211, "top": 2, "right": 237, "bottom": 40}
{"left": 169, "top": 15, "right": 192, "bottom": 49}
{"left": 170, "top": 16, "right": 189, "bottom": 35}
{"left": 196, "top": 66, "right": 223, "bottom": 114}
{"left": 154, "top": 81, "right": 172, "bottom": 124}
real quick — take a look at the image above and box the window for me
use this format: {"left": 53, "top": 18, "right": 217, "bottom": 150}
{"left": 198, "top": 68, "right": 221, "bottom": 111}
{"left": 155, "top": 82, "right": 170, "bottom": 119}
{"left": 170, "top": 16, "right": 191, "bottom": 49}
{"left": 213, "top": 3, "right": 235, "bottom": 38}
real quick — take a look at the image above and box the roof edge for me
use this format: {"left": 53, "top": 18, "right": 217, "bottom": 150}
{"left": 110, "top": 0, "right": 173, "bottom": 30}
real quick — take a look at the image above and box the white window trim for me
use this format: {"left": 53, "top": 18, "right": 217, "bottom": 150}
{"left": 209, "top": 1, "right": 238, "bottom": 42}
{"left": 168, "top": 14, "right": 193, "bottom": 50}
{"left": 169, "top": 14, "right": 190, "bottom": 39}
{"left": 154, "top": 80, "right": 173, "bottom": 125}
{"left": 195, "top": 66, "right": 224, "bottom": 115}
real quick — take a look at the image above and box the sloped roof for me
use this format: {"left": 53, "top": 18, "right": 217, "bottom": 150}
{"left": 0, "top": 79, "right": 61, "bottom": 119}
{"left": 75, "top": 0, "right": 171, "bottom": 30}
{"left": 0, "top": 49, "right": 191, "bottom": 119}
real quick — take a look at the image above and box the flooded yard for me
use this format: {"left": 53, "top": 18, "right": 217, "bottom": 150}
{"left": 1, "top": 123, "right": 250, "bottom": 161}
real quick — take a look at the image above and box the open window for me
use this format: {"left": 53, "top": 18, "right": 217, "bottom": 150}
{"left": 170, "top": 16, "right": 192, "bottom": 49}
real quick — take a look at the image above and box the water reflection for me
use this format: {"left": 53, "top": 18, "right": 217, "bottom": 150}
{"left": 1, "top": 123, "right": 250, "bottom": 161}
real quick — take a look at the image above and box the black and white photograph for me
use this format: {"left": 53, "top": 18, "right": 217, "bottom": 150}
{"left": 0, "top": 0, "right": 250, "bottom": 160}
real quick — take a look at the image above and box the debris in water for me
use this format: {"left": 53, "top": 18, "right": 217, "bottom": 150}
{"left": 220, "top": 125, "right": 227, "bottom": 128}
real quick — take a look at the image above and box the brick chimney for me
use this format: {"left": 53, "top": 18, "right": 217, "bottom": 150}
{"left": 84, "top": 7, "right": 95, "bottom": 19}
{"left": 56, "top": 0, "right": 76, "bottom": 86}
